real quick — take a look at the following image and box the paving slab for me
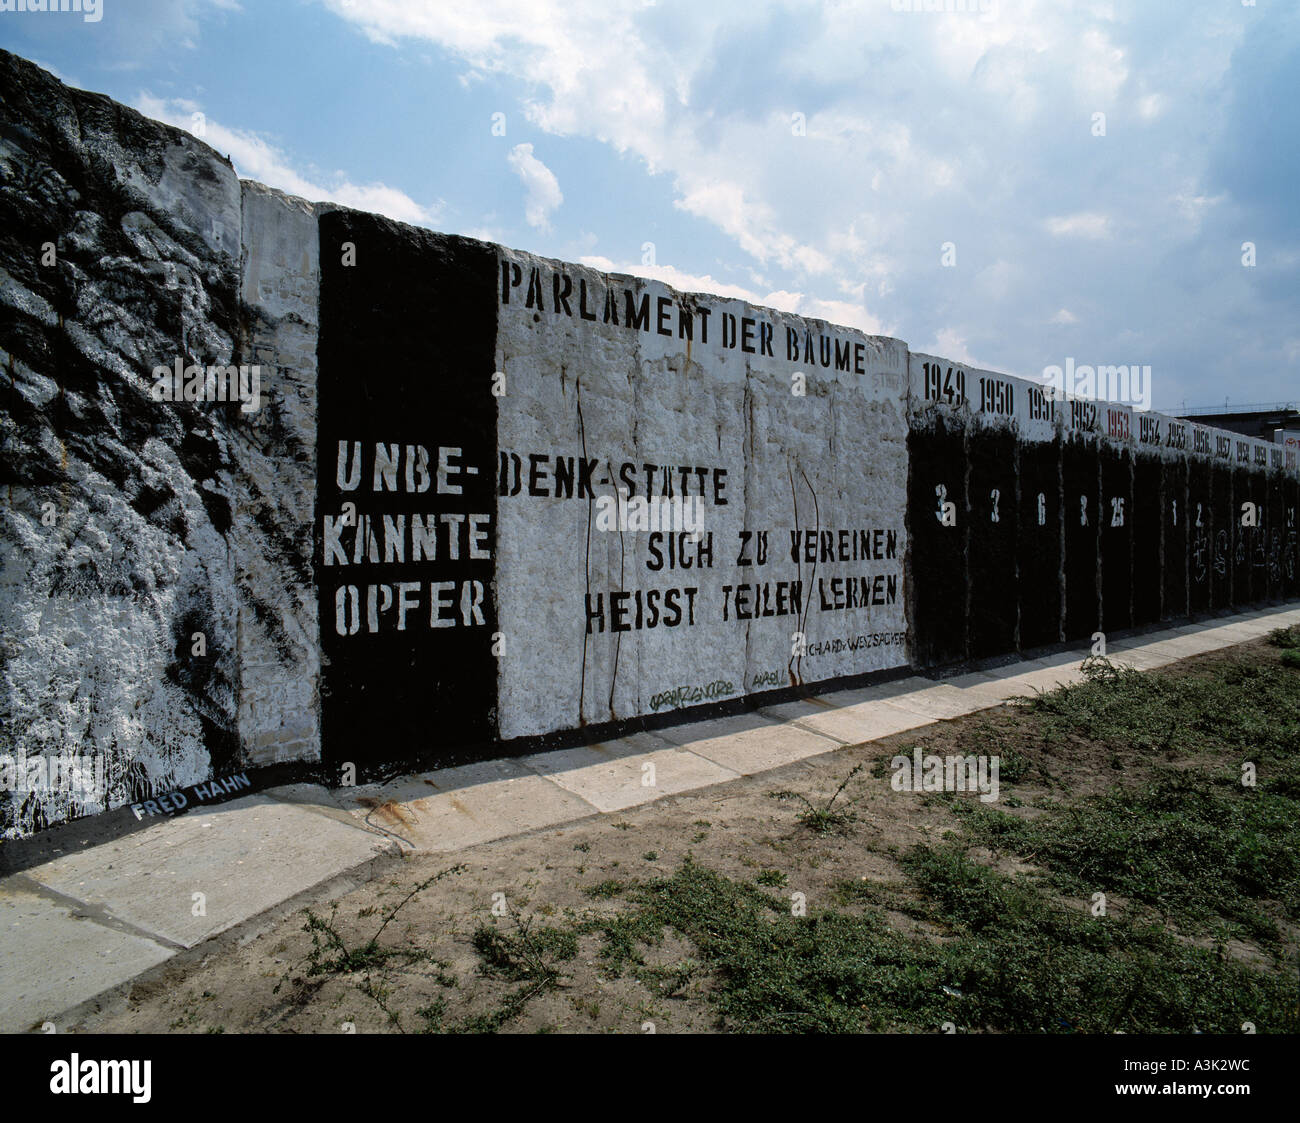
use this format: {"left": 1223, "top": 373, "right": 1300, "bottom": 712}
{"left": 857, "top": 675, "right": 946, "bottom": 700}
{"left": 1105, "top": 643, "right": 1180, "bottom": 670}
{"left": 1143, "top": 632, "right": 1234, "bottom": 659}
{"left": 655, "top": 712, "right": 841, "bottom": 774}
{"left": 522, "top": 733, "right": 741, "bottom": 812}
{"left": 1229, "top": 608, "right": 1295, "bottom": 625}
{"left": 874, "top": 682, "right": 996, "bottom": 721}
{"left": 27, "top": 794, "right": 397, "bottom": 948}
{"left": 1193, "top": 621, "right": 1275, "bottom": 641}
{"left": 0, "top": 878, "right": 174, "bottom": 1033}
{"left": 775, "top": 699, "right": 935, "bottom": 744}
{"left": 336, "top": 760, "right": 596, "bottom": 852}
{"left": 758, "top": 697, "right": 850, "bottom": 729}
{"left": 815, "top": 684, "right": 900, "bottom": 707}
{"left": 420, "top": 760, "right": 598, "bottom": 836}
{"left": 940, "top": 670, "right": 1034, "bottom": 706}
{"left": 997, "top": 659, "right": 1089, "bottom": 694}
{"left": 327, "top": 776, "right": 507, "bottom": 853}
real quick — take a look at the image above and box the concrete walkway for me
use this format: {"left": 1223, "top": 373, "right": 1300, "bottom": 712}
{"left": 3, "top": 604, "right": 1298, "bottom": 1032}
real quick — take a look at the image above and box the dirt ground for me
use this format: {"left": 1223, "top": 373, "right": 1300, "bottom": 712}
{"left": 64, "top": 638, "right": 1296, "bottom": 1034}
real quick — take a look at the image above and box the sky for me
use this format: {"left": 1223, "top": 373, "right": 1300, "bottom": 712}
{"left": 2, "top": 0, "right": 1297, "bottom": 412}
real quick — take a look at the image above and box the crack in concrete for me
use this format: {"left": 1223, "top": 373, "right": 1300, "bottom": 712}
{"left": 8, "top": 872, "right": 184, "bottom": 952}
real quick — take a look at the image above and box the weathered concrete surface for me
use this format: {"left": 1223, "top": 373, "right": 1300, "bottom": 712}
{"left": 930, "top": 670, "right": 1028, "bottom": 707}
{"left": 234, "top": 182, "right": 326, "bottom": 768}
{"left": 493, "top": 250, "right": 911, "bottom": 741}
{"left": 765, "top": 695, "right": 933, "bottom": 744}
{"left": 657, "top": 711, "right": 841, "bottom": 774}
{"left": 0, "top": 50, "right": 245, "bottom": 838}
{"left": 0, "top": 54, "right": 334, "bottom": 840}
{"left": 0, "top": 877, "right": 173, "bottom": 1032}
{"left": 521, "top": 733, "right": 741, "bottom": 813}
{"left": 996, "top": 656, "right": 1091, "bottom": 693}
{"left": 875, "top": 684, "right": 989, "bottom": 722}
{"left": 337, "top": 760, "right": 595, "bottom": 852}
{"left": 1103, "top": 644, "right": 1180, "bottom": 671}
{"left": 25, "top": 793, "right": 395, "bottom": 947}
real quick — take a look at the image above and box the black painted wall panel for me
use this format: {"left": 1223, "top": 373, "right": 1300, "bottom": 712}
{"left": 1266, "top": 471, "right": 1285, "bottom": 603}
{"left": 1211, "top": 462, "right": 1233, "bottom": 610}
{"left": 968, "top": 428, "right": 1018, "bottom": 659}
{"left": 1188, "top": 459, "right": 1212, "bottom": 617}
{"left": 316, "top": 213, "right": 499, "bottom": 775}
{"left": 1133, "top": 454, "right": 1162, "bottom": 626}
{"left": 1247, "top": 467, "right": 1268, "bottom": 605}
{"left": 1233, "top": 466, "right": 1255, "bottom": 607}
{"left": 1162, "top": 458, "right": 1188, "bottom": 621}
{"left": 1064, "top": 436, "right": 1101, "bottom": 641}
{"left": 1286, "top": 477, "right": 1300, "bottom": 601}
{"left": 1100, "top": 445, "right": 1133, "bottom": 633}
{"left": 908, "top": 415, "right": 968, "bottom": 667}
{"left": 1017, "top": 439, "right": 1062, "bottom": 651}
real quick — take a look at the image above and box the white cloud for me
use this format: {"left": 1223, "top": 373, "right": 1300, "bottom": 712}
{"left": 1043, "top": 212, "right": 1112, "bottom": 239}
{"left": 576, "top": 257, "right": 756, "bottom": 303}
{"left": 795, "top": 297, "right": 892, "bottom": 338}
{"left": 1074, "top": 27, "right": 1129, "bottom": 105}
{"left": 925, "top": 328, "right": 985, "bottom": 369}
{"left": 1171, "top": 189, "right": 1224, "bottom": 226}
{"left": 506, "top": 143, "right": 563, "bottom": 231}
{"left": 134, "top": 94, "right": 439, "bottom": 226}
{"left": 975, "top": 260, "right": 1022, "bottom": 302}
{"left": 1050, "top": 308, "right": 1079, "bottom": 325}
{"left": 1137, "top": 92, "right": 1168, "bottom": 121}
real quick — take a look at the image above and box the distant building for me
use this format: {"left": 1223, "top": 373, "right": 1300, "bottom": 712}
{"left": 1174, "top": 402, "right": 1300, "bottom": 442}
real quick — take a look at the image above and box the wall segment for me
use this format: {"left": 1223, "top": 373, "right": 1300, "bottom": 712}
{"left": 1, "top": 52, "right": 1297, "bottom": 837}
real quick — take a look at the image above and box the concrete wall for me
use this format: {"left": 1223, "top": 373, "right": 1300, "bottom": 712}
{"left": 1, "top": 51, "right": 244, "bottom": 837}
{"left": 490, "top": 247, "right": 911, "bottom": 742}
{"left": 2, "top": 51, "right": 1297, "bottom": 837}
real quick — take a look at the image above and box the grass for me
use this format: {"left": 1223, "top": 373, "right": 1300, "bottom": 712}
{"left": 965, "top": 764, "right": 1300, "bottom": 943}
{"left": 454, "top": 912, "right": 579, "bottom": 1033}
{"left": 1015, "top": 654, "right": 1300, "bottom": 764}
{"left": 571, "top": 851, "right": 1298, "bottom": 1033}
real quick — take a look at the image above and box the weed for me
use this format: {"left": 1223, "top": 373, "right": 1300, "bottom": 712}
{"left": 769, "top": 763, "right": 864, "bottom": 835}
{"left": 274, "top": 863, "right": 464, "bottom": 1033}
{"left": 1267, "top": 625, "right": 1300, "bottom": 649}
{"left": 459, "top": 911, "right": 579, "bottom": 1033}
